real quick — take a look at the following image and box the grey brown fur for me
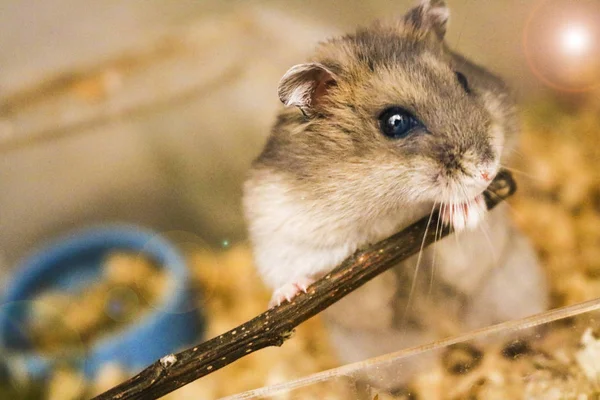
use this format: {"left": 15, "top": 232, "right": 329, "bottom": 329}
{"left": 243, "top": 0, "right": 548, "bottom": 378}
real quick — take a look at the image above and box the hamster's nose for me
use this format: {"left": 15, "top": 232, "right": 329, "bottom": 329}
{"left": 479, "top": 167, "right": 498, "bottom": 184}
{"left": 458, "top": 167, "right": 497, "bottom": 199}
{"left": 481, "top": 170, "right": 492, "bottom": 182}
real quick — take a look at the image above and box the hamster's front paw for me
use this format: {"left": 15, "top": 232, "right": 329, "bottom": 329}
{"left": 442, "top": 194, "right": 487, "bottom": 232}
{"left": 269, "top": 276, "right": 315, "bottom": 308}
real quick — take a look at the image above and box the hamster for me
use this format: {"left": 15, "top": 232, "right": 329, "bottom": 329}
{"left": 243, "top": 0, "right": 548, "bottom": 366}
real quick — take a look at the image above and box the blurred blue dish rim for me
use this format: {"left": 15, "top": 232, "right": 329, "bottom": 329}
{"left": 0, "top": 224, "right": 204, "bottom": 380}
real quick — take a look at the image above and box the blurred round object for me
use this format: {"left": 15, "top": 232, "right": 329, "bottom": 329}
{"left": 0, "top": 225, "right": 204, "bottom": 381}
{"left": 524, "top": 0, "right": 600, "bottom": 92}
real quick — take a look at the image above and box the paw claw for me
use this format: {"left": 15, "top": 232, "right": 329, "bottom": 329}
{"left": 441, "top": 194, "right": 487, "bottom": 232}
{"left": 269, "top": 277, "right": 315, "bottom": 308}
{"left": 294, "top": 282, "right": 308, "bottom": 293}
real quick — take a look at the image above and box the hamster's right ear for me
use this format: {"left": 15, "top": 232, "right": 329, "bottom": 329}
{"left": 277, "top": 63, "right": 337, "bottom": 115}
{"left": 404, "top": 0, "right": 450, "bottom": 40}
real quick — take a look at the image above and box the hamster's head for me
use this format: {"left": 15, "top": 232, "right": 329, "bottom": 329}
{"left": 265, "top": 0, "right": 515, "bottom": 228}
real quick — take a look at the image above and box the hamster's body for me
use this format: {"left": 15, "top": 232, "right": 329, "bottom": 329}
{"left": 243, "top": 0, "right": 548, "bottom": 367}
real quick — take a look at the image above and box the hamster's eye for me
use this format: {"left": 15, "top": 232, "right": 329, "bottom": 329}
{"left": 455, "top": 71, "right": 471, "bottom": 94}
{"left": 378, "top": 107, "right": 421, "bottom": 139}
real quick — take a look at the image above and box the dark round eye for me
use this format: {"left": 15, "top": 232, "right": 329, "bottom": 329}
{"left": 378, "top": 107, "right": 421, "bottom": 139}
{"left": 455, "top": 71, "right": 471, "bottom": 94}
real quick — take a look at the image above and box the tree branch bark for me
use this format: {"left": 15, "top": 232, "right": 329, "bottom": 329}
{"left": 92, "top": 170, "right": 516, "bottom": 400}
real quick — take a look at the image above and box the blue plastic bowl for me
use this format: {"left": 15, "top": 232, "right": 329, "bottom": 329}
{"left": 0, "top": 225, "right": 203, "bottom": 380}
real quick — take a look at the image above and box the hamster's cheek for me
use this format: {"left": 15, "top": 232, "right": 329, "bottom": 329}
{"left": 405, "top": 167, "right": 444, "bottom": 203}
{"left": 481, "top": 92, "right": 509, "bottom": 157}
{"left": 489, "top": 124, "right": 505, "bottom": 159}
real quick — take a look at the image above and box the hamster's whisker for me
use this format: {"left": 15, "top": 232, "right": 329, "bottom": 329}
{"left": 499, "top": 165, "right": 542, "bottom": 182}
{"left": 460, "top": 183, "right": 472, "bottom": 210}
{"left": 455, "top": 185, "right": 468, "bottom": 254}
{"left": 451, "top": 200, "right": 456, "bottom": 230}
{"left": 403, "top": 200, "right": 438, "bottom": 327}
{"left": 459, "top": 182, "right": 496, "bottom": 263}
{"left": 442, "top": 201, "right": 449, "bottom": 231}
{"left": 504, "top": 147, "right": 527, "bottom": 159}
{"left": 428, "top": 200, "right": 444, "bottom": 299}
{"left": 438, "top": 202, "right": 445, "bottom": 233}
{"left": 480, "top": 218, "right": 498, "bottom": 263}
{"left": 453, "top": 218, "right": 461, "bottom": 246}
{"left": 430, "top": 201, "right": 448, "bottom": 294}
{"left": 422, "top": 201, "right": 438, "bottom": 302}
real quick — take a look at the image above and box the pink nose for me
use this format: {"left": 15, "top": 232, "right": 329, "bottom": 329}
{"left": 481, "top": 171, "right": 492, "bottom": 182}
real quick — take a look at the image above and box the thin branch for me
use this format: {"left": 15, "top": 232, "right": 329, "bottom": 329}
{"left": 92, "top": 170, "right": 516, "bottom": 400}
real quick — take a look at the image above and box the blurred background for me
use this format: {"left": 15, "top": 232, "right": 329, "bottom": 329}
{"left": 0, "top": 0, "right": 599, "bottom": 399}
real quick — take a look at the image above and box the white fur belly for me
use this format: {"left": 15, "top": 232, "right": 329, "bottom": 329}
{"left": 244, "top": 172, "right": 435, "bottom": 290}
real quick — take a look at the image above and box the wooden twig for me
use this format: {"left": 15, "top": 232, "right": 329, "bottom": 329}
{"left": 93, "top": 170, "right": 516, "bottom": 400}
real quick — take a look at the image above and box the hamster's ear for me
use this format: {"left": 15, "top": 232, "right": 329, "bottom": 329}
{"left": 277, "top": 63, "right": 337, "bottom": 113}
{"left": 404, "top": 0, "right": 450, "bottom": 40}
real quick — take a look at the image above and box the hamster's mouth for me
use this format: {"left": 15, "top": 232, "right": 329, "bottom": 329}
{"left": 439, "top": 194, "right": 487, "bottom": 232}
